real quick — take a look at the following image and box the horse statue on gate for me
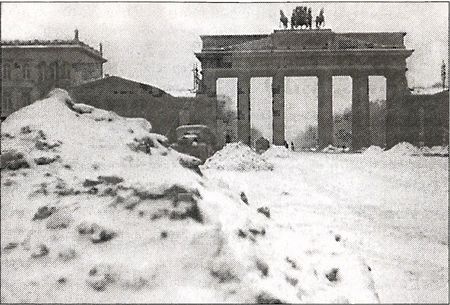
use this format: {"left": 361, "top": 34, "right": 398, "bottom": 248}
{"left": 315, "top": 8, "right": 325, "bottom": 29}
{"left": 291, "top": 6, "right": 313, "bottom": 29}
{"left": 307, "top": 8, "right": 313, "bottom": 29}
{"left": 280, "top": 10, "right": 289, "bottom": 29}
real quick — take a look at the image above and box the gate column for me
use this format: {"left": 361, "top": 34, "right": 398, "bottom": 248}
{"left": 199, "top": 70, "right": 217, "bottom": 98}
{"left": 386, "top": 72, "right": 408, "bottom": 148}
{"left": 318, "top": 73, "right": 333, "bottom": 148}
{"left": 237, "top": 74, "right": 251, "bottom": 145}
{"left": 197, "top": 70, "right": 218, "bottom": 139}
{"left": 272, "top": 74, "right": 285, "bottom": 145}
{"left": 352, "top": 74, "right": 370, "bottom": 150}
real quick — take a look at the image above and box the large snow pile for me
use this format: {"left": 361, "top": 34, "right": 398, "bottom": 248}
{"left": 202, "top": 142, "right": 274, "bottom": 171}
{"left": 262, "top": 145, "right": 291, "bottom": 159}
{"left": 384, "top": 142, "right": 420, "bottom": 156}
{"left": 1, "top": 90, "right": 378, "bottom": 303}
{"left": 362, "top": 146, "right": 384, "bottom": 155}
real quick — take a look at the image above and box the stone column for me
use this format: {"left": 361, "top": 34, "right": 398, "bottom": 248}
{"left": 237, "top": 74, "right": 251, "bottom": 145}
{"left": 386, "top": 72, "right": 408, "bottom": 148}
{"left": 197, "top": 70, "right": 218, "bottom": 141}
{"left": 199, "top": 70, "right": 217, "bottom": 98}
{"left": 352, "top": 74, "right": 370, "bottom": 150}
{"left": 317, "top": 73, "right": 333, "bottom": 148}
{"left": 272, "top": 74, "right": 285, "bottom": 145}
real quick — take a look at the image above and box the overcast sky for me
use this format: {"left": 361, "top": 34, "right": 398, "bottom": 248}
{"left": 2, "top": 2, "right": 448, "bottom": 90}
{"left": 2, "top": 2, "right": 448, "bottom": 141}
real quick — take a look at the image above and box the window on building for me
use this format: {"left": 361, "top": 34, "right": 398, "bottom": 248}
{"left": 49, "top": 62, "right": 57, "bottom": 80}
{"left": 65, "top": 63, "right": 71, "bottom": 79}
{"left": 37, "top": 62, "right": 47, "bottom": 82}
{"left": 23, "top": 64, "right": 31, "bottom": 80}
{"left": 59, "top": 64, "right": 65, "bottom": 79}
{"left": 2, "top": 64, "right": 11, "bottom": 80}
{"left": 59, "top": 62, "right": 71, "bottom": 79}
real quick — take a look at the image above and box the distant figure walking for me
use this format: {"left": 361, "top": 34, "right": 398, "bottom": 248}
{"left": 284, "top": 140, "right": 289, "bottom": 149}
{"left": 290, "top": 141, "right": 295, "bottom": 151}
{"left": 225, "top": 134, "right": 231, "bottom": 143}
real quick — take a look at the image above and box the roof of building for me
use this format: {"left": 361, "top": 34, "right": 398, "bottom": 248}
{"left": 198, "top": 29, "right": 411, "bottom": 54}
{"left": 1, "top": 37, "right": 106, "bottom": 62}
{"left": 71, "top": 75, "right": 173, "bottom": 98}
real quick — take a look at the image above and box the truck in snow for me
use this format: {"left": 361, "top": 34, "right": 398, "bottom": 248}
{"left": 170, "top": 125, "right": 216, "bottom": 163}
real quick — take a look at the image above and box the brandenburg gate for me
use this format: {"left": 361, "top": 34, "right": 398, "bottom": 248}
{"left": 195, "top": 29, "right": 413, "bottom": 149}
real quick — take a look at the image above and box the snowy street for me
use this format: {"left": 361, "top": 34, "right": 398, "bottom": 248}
{"left": 203, "top": 152, "right": 448, "bottom": 303}
{"left": 0, "top": 91, "right": 448, "bottom": 303}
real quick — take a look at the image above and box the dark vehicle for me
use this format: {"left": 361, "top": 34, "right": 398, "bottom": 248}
{"left": 170, "top": 125, "right": 216, "bottom": 162}
{"left": 255, "top": 137, "right": 270, "bottom": 154}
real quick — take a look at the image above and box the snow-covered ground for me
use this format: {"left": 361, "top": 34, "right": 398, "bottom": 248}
{"left": 1, "top": 90, "right": 379, "bottom": 303}
{"left": 203, "top": 152, "right": 448, "bottom": 303}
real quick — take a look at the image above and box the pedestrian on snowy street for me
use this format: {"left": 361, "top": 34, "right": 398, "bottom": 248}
{"left": 284, "top": 140, "right": 289, "bottom": 149}
{"left": 290, "top": 141, "right": 295, "bottom": 151}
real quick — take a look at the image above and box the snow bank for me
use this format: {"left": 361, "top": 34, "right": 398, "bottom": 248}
{"left": 262, "top": 145, "right": 291, "bottom": 159}
{"left": 385, "top": 142, "right": 420, "bottom": 156}
{"left": 362, "top": 146, "right": 384, "bottom": 155}
{"left": 322, "top": 145, "right": 349, "bottom": 154}
{"left": 1, "top": 89, "right": 378, "bottom": 303}
{"left": 202, "top": 142, "right": 274, "bottom": 171}
{"left": 362, "top": 144, "right": 448, "bottom": 158}
{"left": 419, "top": 145, "right": 449, "bottom": 157}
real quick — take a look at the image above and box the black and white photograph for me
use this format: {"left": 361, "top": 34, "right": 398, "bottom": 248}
{"left": 0, "top": 1, "right": 448, "bottom": 303}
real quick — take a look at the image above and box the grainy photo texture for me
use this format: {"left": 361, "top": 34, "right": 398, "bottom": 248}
{"left": 0, "top": 1, "right": 448, "bottom": 303}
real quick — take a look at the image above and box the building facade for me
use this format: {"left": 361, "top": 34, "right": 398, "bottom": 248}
{"left": 1, "top": 30, "right": 106, "bottom": 119}
{"left": 401, "top": 90, "right": 449, "bottom": 147}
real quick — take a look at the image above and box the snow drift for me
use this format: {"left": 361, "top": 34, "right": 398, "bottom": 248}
{"left": 202, "top": 142, "right": 274, "bottom": 171}
{"left": 384, "top": 142, "right": 448, "bottom": 157}
{"left": 362, "top": 146, "right": 385, "bottom": 155}
{"left": 1, "top": 89, "right": 379, "bottom": 303}
{"left": 384, "top": 142, "right": 420, "bottom": 156}
{"left": 322, "top": 145, "right": 350, "bottom": 154}
{"left": 263, "top": 145, "right": 291, "bottom": 159}
{"left": 419, "top": 145, "right": 449, "bottom": 157}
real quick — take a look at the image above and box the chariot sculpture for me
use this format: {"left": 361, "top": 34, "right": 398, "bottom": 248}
{"left": 279, "top": 7, "right": 325, "bottom": 30}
